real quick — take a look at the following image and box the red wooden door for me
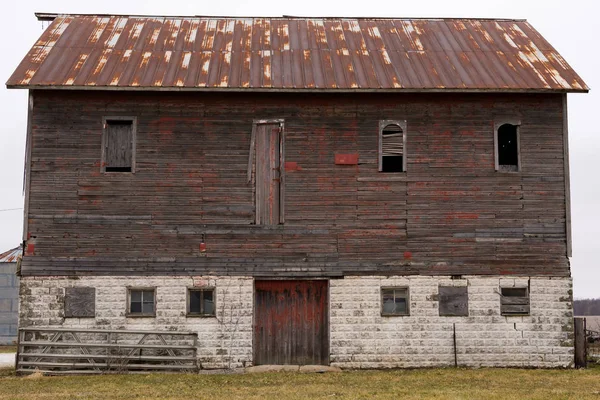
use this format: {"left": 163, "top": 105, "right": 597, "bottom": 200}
{"left": 254, "top": 280, "right": 329, "bottom": 365}
{"left": 255, "top": 123, "right": 281, "bottom": 225}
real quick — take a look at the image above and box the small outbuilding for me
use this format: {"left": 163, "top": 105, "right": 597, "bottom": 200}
{"left": 0, "top": 246, "right": 21, "bottom": 345}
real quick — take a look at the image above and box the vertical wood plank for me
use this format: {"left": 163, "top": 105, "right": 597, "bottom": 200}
{"left": 22, "top": 92, "right": 34, "bottom": 241}
{"left": 254, "top": 280, "right": 328, "bottom": 365}
{"left": 562, "top": 93, "right": 572, "bottom": 257}
{"left": 255, "top": 122, "right": 281, "bottom": 225}
{"left": 574, "top": 317, "right": 586, "bottom": 368}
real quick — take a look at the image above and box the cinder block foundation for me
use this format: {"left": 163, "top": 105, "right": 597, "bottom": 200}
{"left": 19, "top": 275, "right": 574, "bottom": 369}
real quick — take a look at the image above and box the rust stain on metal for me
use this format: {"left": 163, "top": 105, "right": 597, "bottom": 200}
{"left": 0, "top": 246, "right": 22, "bottom": 263}
{"left": 6, "top": 15, "right": 588, "bottom": 92}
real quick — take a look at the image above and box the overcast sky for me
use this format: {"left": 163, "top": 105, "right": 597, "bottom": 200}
{"left": 1, "top": 0, "right": 598, "bottom": 298}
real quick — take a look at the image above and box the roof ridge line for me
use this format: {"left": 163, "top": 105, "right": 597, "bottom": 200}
{"left": 34, "top": 12, "right": 527, "bottom": 22}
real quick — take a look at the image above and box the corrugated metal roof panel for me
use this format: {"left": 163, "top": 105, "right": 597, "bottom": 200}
{"left": 0, "top": 246, "right": 22, "bottom": 263}
{"left": 6, "top": 15, "right": 589, "bottom": 92}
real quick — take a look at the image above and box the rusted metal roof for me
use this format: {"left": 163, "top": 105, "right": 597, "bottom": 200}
{"left": 0, "top": 246, "right": 22, "bottom": 263}
{"left": 6, "top": 14, "right": 588, "bottom": 92}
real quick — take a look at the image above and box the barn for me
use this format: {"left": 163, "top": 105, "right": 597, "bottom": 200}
{"left": 6, "top": 13, "right": 588, "bottom": 370}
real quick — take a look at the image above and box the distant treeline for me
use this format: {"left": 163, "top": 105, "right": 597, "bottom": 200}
{"left": 574, "top": 299, "right": 600, "bottom": 316}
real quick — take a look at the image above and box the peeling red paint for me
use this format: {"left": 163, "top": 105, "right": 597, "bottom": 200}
{"left": 335, "top": 153, "right": 359, "bottom": 165}
{"left": 284, "top": 161, "right": 300, "bottom": 171}
{"left": 26, "top": 243, "right": 35, "bottom": 255}
{"left": 403, "top": 251, "right": 412, "bottom": 260}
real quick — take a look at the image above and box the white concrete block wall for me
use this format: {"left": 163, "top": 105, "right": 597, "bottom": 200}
{"left": 19, "top": 275, "right": 573, "bottom": 369}
{"left": 329, "top": 276, "right": 574, "bottom": 369}
{"left": 19, "top": 276, "right": 254, "bottom": 369}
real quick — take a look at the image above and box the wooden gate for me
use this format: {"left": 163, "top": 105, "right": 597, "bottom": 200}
{"left": 254, "top": 280, "right": 328, "bottom": 365}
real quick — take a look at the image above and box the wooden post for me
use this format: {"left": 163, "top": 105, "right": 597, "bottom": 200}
{"left": 574, "top": 317, "right": 586, "bottom": 368}
{"left": 453, "top": 323, "right": 458, "bottom": 368}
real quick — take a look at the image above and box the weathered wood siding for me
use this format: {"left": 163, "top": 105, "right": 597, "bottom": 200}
{"left": 22, "top": 91, "right": 569, "bottom": 277}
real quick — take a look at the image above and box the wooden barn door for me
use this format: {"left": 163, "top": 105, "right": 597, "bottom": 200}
{"left": 254, "top": 280, "right": 329, "bottom": 365}
{"left": 255, "top": 123, "right": 282, "bottom": 225}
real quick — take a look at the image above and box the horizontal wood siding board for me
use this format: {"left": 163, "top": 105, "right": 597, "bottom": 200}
{"left": 24, "top": 91, "right": 569, "bottom": 277}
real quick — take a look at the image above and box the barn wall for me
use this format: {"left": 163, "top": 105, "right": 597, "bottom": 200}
{"left": 22, "top": 90, "right": 569, "bottom": 277}
{"left": 19, "top": 275, "right": 573, "bottom": 368}
{"left": 19, "top": 276, "right": 254, "bottom": 369}
{"left": 329, "top": 276, "right": 574, "bottom": 368}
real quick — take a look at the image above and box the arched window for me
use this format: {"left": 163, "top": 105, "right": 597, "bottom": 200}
{"left": 495, "top": 121, "right": 520, "bottom": 172}
{"left": 379, "top": 120, "right": 407, "bottom": 172}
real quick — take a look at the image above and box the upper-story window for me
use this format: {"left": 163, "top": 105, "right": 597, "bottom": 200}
{"left": 379, "top": 120, "right": 407, "bottom": 173}
{"left": 102, "top": 117, "right": 136, "bottom": 173}
{"left": 494, "top": 120, "right": 520, "bottom": 172}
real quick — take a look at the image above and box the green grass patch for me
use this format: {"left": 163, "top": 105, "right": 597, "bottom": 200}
{"left": 0, "top": 347, "right": 16, "bottom": 354}
{"left": 0, "top": 368, "right": 599, "bottom": 399}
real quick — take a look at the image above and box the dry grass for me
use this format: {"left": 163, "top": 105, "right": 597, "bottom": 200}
{"left": 0, "top": 347, "right": 16, "bottom": 354}
{"left": 0, "top": 368, "right": 599, "bottom": 399}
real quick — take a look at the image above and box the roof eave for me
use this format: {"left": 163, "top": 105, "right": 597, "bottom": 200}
{"left": 5, "top": 84, "right": 590, "bottom": 94}
{"left": 6, "top": 84, "right": 590, "bottom": 93}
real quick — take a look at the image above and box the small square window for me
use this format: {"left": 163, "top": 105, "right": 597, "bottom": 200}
{"left": 187, "top": 288, "right": 216, "bottom": 316}
{"left": 128, "top": 288, "right": 155, "bottom": 317}
{"left": 381, "top": 287, "right": 409, "bottom": 316}
{"left": 500, "top": 287, "right": 530, "bottom": 316}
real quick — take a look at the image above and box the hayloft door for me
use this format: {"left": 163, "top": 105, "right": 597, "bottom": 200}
{"left": 254, "top": 122, "right": 282, "bottom": 225}
{"left": 254, "top": 280, "right": 329, "bottom": 365}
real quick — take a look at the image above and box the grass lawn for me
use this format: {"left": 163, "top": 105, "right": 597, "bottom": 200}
{"left": 0, "top": 367, "right": 599, "bottom": 400}
{"left": 0, "top": 347, "right": 16, "bottom": 354}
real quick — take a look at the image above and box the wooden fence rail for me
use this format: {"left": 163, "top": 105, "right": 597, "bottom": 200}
{"left": 17, "top": 327, "right": 198, "bottom": 375}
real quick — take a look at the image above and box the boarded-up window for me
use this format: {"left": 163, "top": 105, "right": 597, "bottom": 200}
{"left": 494, "top": 121, "right": 520, "bottom": 172}
{"left": 64, "top": 287, "right": 95, "bottom": 318}
{"left": 102, "top": 118, "right": 136, "bottom": 172}
{"left": 439, "top": 286, "right": 468, "bottom": 316}
{"left": 379, "top": 120, "right": 407, "bottom": 172}
{"left": 187, "top": 288, "right": 215, "bottom": 316}
{"left": 500, "top": 287, "right": 530, "bottom": 315}
{"left": 381, "top": 287, "right": 409, "bottom": 316}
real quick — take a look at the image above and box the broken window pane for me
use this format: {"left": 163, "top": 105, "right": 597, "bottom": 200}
{"left": 394, "top": 297, "right": 407, "bottom": 314}
{"left": 380, "top": 123, "right": 405, "bottom": 172}
{"left": 500, "top": 287, "right": 530, "bottom": 316}
{"left": 382, "top": 156, "right": 404, "bottom": 172}
{"left": 501, "top": 287, "right": 527, "bottom": 297}
{"left": 188, "top": 289, "right": 215, "bottom": 316}
{"left": 203, "top": 290, "right": 215, "bottom": 315}
{"left": 189, "top": 290, "right": 202, "bottom": 314}
{"left": 497, "top": 123, "right": 519, "bottom": 171}
{"left": 381, "top": 288, "right": 409, "bottom": 316}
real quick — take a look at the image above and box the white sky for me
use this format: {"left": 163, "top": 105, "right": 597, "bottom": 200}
{"left": 0, "top": 0, "right": 598, "bottom": 298}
